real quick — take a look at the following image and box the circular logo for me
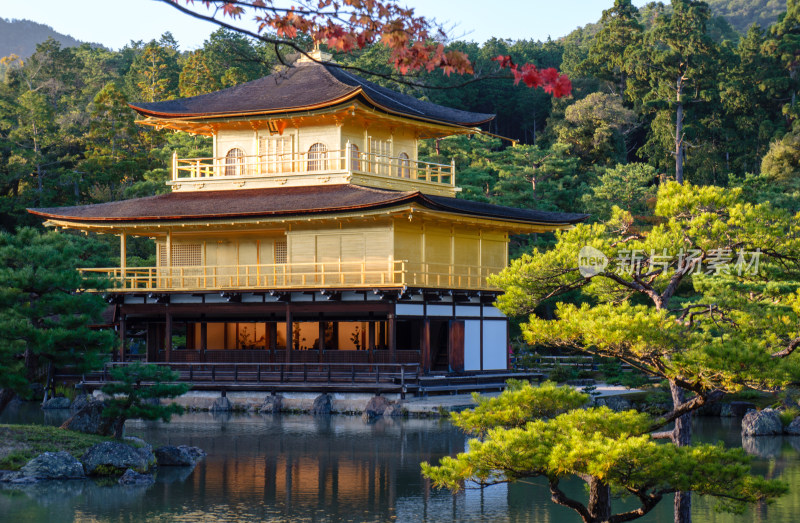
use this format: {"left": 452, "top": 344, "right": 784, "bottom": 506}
{"left": 578, "top": 246, "right": 608, "bottom": 278}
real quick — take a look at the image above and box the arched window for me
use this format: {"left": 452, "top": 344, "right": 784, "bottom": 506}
{"left": 224, "top": 148, "right": 244, "bottom": 176}
{"left": 307, "top": 143, "right": 328, "bottom": 171}
{"left": 349, "top": 143, "right": 361, "bottom": 171}
{"left": 397, "top": 152, "right": 410, "bottom": 178}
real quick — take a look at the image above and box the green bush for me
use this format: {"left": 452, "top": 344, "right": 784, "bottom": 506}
{"left": 779, "top": 407, "right": 799, "bottom": 427}
{"left": 548, "top": 364, "right": 577, "bottom": 383}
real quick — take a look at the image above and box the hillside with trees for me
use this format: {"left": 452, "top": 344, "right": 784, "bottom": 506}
{"left": 0, "top": 18, "right": 90, "bottom": 59}
{"left": 706, "top": 0, "right": 787, "bottom": 31}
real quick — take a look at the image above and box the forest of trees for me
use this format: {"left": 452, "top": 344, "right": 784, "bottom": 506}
{"left": 0, "top": 0, "right": 799, "bottom": 257}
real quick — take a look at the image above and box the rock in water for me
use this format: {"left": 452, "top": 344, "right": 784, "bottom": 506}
{"left": 364, "top": 396, "right": 391, "bottom": 419}
{"left": 21, "top": 451, "right": 85, "bottom": 480}
{"left": 154, "top": 446, "right": 195, "bottom": 466}
{"left": 118, "top": 468, "right": 154, "bottom": 485}
{"left": 42, "top": 397, "right": 71, "bottom": 410}
{"left": 81, "top": 441, "right": 156, "bottom": 475}
{"left": 741, "top": 408, "right": 783, "bottom": 436}
{"left": 60, "top": 399, "right": 114, "bottom": 436}
{"left": 311, "top": 394, "right": 332, "bottom": 415}
{"left": 178, "top": 446, "right": 206, "bottom": 461}
{"left": 593, "top": 396, "right": 632, "bottom": 412}
{"left": 785, "top": 416, "right": 800, "bottom": 435}
{"left": 259, "top": 394, "right": 283, "bottom": 414}
{"left": 210, "top": 396, "right": 232, "bottom": 412}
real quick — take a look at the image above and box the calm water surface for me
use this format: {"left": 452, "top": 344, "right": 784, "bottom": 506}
{"left": 1, "top": 404, "right": 800, "bottom": 522}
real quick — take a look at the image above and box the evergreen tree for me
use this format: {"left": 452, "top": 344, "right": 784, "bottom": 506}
{"left": 423, "top": 381, "right": 787, "bottom": 523}
{"left": 101, "top": 362, "right": 190, "bottom": 438}
{"left": 0, "top": 228, "right": 117, "bottom": 414}
{"left": 625, "top": 0, "right": 719, "bottom": 184}
{"left": 490, "top": 182, "right": 800, "bottom": 523}
{"left": 179, "top": 50, "right": 219, "bottom": 97}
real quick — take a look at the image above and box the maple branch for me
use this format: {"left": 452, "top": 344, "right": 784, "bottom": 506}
{"left": 157, "top": 0, "right": 527, "bottom": 90}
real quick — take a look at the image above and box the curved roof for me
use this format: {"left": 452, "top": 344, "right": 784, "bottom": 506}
{"left": 28, "top": 185, "right": 587, "bottom": 226}
{"left": 129, "top": 61, "right": 495, "bottom": 127}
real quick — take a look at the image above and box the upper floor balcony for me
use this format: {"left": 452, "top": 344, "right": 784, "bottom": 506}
{"left": 80, "top": 260, "right": 498, "bottom": 293}
{"left": 170, "top": 143, "right": 458, "bottom": 197}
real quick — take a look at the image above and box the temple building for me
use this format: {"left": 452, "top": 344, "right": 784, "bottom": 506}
{"left": 29, "top": 52, "right": 585, "bottom": 375}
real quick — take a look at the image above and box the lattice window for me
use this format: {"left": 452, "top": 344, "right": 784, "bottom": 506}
{"left": 224, "top": 148, "right": 244, "bottom": 176}
{"left": 274, "top": 240, "right": 287, "bottom": 264}
{"left": 368, "top": 137, "right": 391, "bottom": 175}
{"left": 349, "top": 142, "right": 361, "bottom": 171}
{"left": 307, "top": 143, "right": 328, "bottom": 171}
{"left": 259, "top": 135, "right": 293, "bottom": 173}
{"left": 397, "top": 152, "right": 410, "bottom": 178}
{"left": 158, "top": 243, "right": 202, "bottom": 267}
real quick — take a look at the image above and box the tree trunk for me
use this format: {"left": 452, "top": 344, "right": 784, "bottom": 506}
{"left": 111, "top": 416, "right": 126, "bottom": 439}
{"left": 670, "top": 380, "right": 692, "bottom": 523}
{"left": 675, "top": 100, "right": 685, "bottom": 185}
{"left": 587, "top": 477, "right": 612, "bottom": 523}
{"left": 0, "top": 389, "right": 16, "bottom": 416}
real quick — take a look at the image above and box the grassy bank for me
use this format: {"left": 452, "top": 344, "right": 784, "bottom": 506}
{"left": 0, "top": 424, "right": 111, "bottom": 470}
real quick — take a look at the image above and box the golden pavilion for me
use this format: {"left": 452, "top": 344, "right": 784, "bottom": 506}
{"left": 29, "top": 52, "right": 585, "bottom": 376}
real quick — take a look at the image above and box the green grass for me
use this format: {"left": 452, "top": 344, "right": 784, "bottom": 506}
{"left": 780, "top": 407, "right": 799, "bottom": 427}
{"left": 0, "top": 424, "right": 112, "bottom": 470}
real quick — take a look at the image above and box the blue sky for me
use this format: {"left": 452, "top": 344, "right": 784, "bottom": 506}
{"left": 2, "top": 0, "right": 649, "bottom": 51}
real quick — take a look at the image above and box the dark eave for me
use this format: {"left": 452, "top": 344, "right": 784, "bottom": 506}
{"left": 28, "top": 185, "right": 587, "bottom": 227}
{"left": 129, "top": 61, "right": 495, "bottom": 128}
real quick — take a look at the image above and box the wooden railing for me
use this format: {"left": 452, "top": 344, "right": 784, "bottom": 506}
{"left": 83, "top": 362, "right": 419, "bottom": 395}
{"left": 80, "top": 260, "right": 500, "bottom": 291}
{"left": 173, "top": 145, "right": 455, "bottom": 186}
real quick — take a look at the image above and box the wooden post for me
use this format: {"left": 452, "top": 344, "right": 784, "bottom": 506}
{"left": 120, "top": 233, "right": 127, "bottom": 284}
{"left": 318, "top": 318, "right": 325, "bottom": 363}
{"left": 166, "top": 229, "right": 172, "bottom": 289}
{"left": 172, "top": 150, "right": 178, "bottom": 180}
{"left": 368, "top": 320, "right": 376, "bottom": 366}
{"left": 388, "top": 314, "right": 396, "bottom": 363}
{"left": 285, "top": 304, "right": 293, "bottom": 363}
{"left": 269, "top": 321, "right": 277, "bottom": 360}
{"left": 420, "top": 319, "right": 430, "bottom": 373}
{"left": 200, "top": 322, "right": 208, "bottom": 361}
{"left": 165, "top": 310, "right": 173, "bottom": 363}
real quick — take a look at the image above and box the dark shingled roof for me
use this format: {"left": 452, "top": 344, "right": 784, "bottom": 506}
{"left": 129, "top": 61, "right": 495, "bottom": 127}
{"left": 28, "top": 185, "right": 587, "bottom": 226}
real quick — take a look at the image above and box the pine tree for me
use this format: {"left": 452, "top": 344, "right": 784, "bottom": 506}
{"left": 0, "top": 228, "right": 117, "bottom": 414}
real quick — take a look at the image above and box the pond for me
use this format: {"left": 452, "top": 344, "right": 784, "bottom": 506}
{"left": 1, "top": 403, "right": 800, "bottom": 522}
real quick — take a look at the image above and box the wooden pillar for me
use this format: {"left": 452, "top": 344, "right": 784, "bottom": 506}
{"left": 268, "top": 322, "right": 277, "bottom": 361}
{"left": 285, "top": 304, "right": 293, "bottom": 363}
{"left": 200, "top": 322, "right": 208, "bottom": 362}
{"left": 368, "top": 320, "right": 376, "bottom": 365}
{"left": 368, "top": 321, "right": 376, "bottom": 351}
{"left": 165, "top": 309, "right": 172, "bottom": 363}
{"left": 120, "top": 233, "right": 127, "bottom": 282}
{"left": 388, "top": 314, "right": 396, "bottom": 363}
{"left": 420, "top": 319, "right": 430, "bottom": 373}
{"left": 118, "top": 315, "right": 126, "bottom": 362}
{"left": 318, "top": 317, "right": 325, "bottom": 363}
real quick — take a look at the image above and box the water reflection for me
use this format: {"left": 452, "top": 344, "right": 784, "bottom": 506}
{"left": 3, "top": 407, "right": 800, "bottom": 522}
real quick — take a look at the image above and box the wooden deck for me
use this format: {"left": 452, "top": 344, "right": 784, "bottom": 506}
{"left": 75, "top": 362, "right": 420, "bottom": 396}
{"left": 60, "top": 364, "right": 544, "bottom": 398}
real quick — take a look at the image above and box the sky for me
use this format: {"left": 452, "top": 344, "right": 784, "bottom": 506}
{"left": 1, "top": 0, "right": 651, "bottom": 51}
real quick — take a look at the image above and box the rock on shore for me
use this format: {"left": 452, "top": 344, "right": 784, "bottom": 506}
{"left": 741, "top": 408, "right": 783, "bottom": 436}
